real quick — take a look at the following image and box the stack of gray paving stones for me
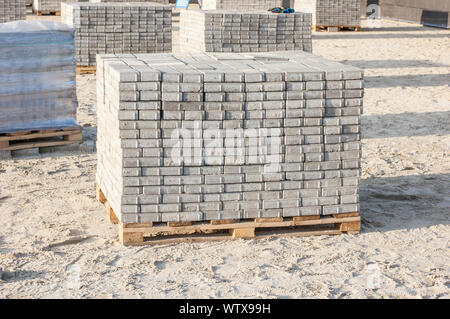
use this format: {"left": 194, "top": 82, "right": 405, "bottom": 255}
{"left": 0, "top": 0, "right": 26, "bottom": 23}
{"left": 96, "top": 51, "right": 363, "bottom": 224}
{"left": 179, "top": 10, "right": 312, "bottom": 53}
{"left": 202, "top": 0, "right": 282, "bottom": 10}
{"left": 61, "top": 2, "right": 172, "bottom": 66}
{"left": 294, "top": 0, "right": 361, "bottom": 27}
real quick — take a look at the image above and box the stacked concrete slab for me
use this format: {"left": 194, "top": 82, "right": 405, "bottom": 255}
{"left": 179, "top": 10, "right": 312, "bottom": 53}
{"left": 61, "top": 2, "right": 172, "bottom": 66}
{"left": 202, "top": 0, "right": 282, "bottom": 10}
{"left": 0, "top": 0, "right": 26, "bottom": 23}
{"left": 96, "top": 51, "right": 363, "bottom": 223}
{"left": 295, "top": 0, "right": 360, "bottom": 26}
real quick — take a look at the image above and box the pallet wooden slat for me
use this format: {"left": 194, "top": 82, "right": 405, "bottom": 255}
{"left": 76, "top": 66, "right": 97, "bottom": 75}
{"left": 123, "top": 216, "right": 361, "bottom": 234}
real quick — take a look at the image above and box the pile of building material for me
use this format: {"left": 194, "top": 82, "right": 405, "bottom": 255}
{"left": 202, "top": 0, "right": 283, "bottom": 10}
{"left": 0, "top": 0, "right": 26, "bottom": 23}
{"left": 32, "top": 0, "right": 66, "bottom": 13}
{"left": 294, "top": 0, "right": 360, "bottom": 27}
{"left": 179, "top": 10, "right": 312, "bottom": 53}
{"left": 96, "top": 51, "right": 363, "bottom": 226}
{"left": 61, "top": 2, "right": 172, "bottom": 67}
{"left": 0, "top": 21, "right": 78, "bottom": 133}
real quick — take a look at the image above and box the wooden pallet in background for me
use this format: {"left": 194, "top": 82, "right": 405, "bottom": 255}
{"left": 313, "top": 25, "right": 361, "bottom": 32}
{"left": 96, "top": 185, "right": 361, "bottom": 246}
{"left": 0, "top": 126, "right": 82, "bottom": 152}
{"left": 76, "top": 66, "right": 97, "bottom": 75}
{"left": 34, "top": 10, "right": 61, "bottom": 16}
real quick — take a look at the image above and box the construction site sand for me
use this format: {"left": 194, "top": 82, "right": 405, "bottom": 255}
{"left": 0, "top": 16, "right": 448, "bottom": 298}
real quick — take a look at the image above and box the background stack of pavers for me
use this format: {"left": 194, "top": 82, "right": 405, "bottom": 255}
{"left": 61, "top": 2, "right": 172, "bottom": 66}
{"left": 179, "top": 10, "right": 312, "bottom": 53}
{"left": 32, "top": 0, "right": 66, "bottom": 13}
{"left": 294, "top": 0, "right": 361, "bottom": 27}
{"left": 96, "top": 51, "right": 363, "bottom": 224}
{"left": 0, "top": 0, "right": 26, "bottom": 23}
{"left": 202, "top": 0, "right": 283, "bottom": 10}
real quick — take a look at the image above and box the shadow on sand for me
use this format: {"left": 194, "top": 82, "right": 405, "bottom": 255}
{"left": 360, "top": 173, "right": 450, "bottom": 233}
{"left": 362, "top": 111, "right": 450, "bottom": 139}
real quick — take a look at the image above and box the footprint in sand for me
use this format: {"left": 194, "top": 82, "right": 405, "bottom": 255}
{"left": 154, "top": 260, "right": 166, "bottom": 271}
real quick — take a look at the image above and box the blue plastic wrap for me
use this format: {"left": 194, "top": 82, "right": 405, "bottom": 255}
{"left": 0, "top": 21, "right": 78, "bottom": 133}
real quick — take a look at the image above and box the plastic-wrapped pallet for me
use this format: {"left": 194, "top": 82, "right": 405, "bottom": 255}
{"left": 202, "top": 0, "right": 283, "bottom": 10}
{"left": 294, "top": 0, "right": 361, "bottom": 27}
{"left": 0, "top": 0, "right": 26, "bottom": 23}
{"left": 0, "top": 21, "right": 78, "bottom": 133}
{"left": 180, "top": 10, "right": 312, "bottom": 53}
{"left": 96, "top": 51, "right": 363, "bottom": 224}
{"left": 61, "top": 2, "right": 172, "bottom": 66}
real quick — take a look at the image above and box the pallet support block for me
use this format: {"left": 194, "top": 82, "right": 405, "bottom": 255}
{"left": 63, "top": 132, "right": 83, "bottom": 141}
{"left": 333, "top": 212, "right": 361, "bottom": 234}
{"left": 230, "top": 228, "right": 255, "bottom": 239}
{"left": 120, "top": 224, "right": 144, "bottom": 245}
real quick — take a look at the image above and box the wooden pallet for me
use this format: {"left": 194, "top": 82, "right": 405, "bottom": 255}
{"left": 313, "top": 25, "right": 361, "bottom": 32}
{"left": 0, "top": 127, "right": 82, "bottom": 152}
{"left": 34, "top": 10, "right": 61, "bottom": 16}
{"left": 76, "top": 66, "right": 97, "bottom": 75}
{"left": 96, "top": 185, "right": 361, "bottom": 246}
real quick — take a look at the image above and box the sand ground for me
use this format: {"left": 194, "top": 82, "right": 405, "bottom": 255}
{"left": 0, "top": 15, "right": 449, "bottom": 298}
